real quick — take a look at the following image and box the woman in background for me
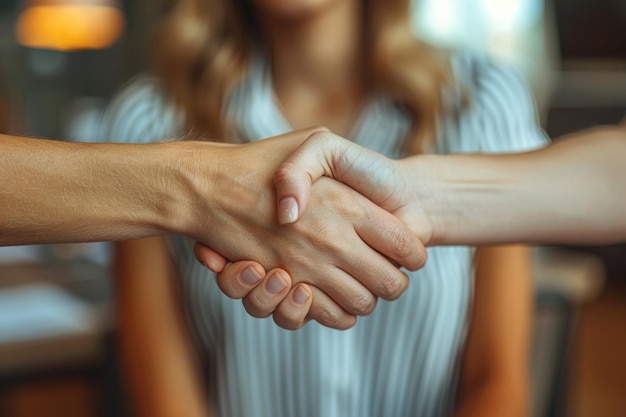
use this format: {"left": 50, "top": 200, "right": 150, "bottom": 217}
{"left": 102, "top": 0, "right": 546, "bottom": 416}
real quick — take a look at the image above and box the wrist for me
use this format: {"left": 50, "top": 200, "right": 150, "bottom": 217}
{"left": 152, "top": 140, "right": 223, "bottom": 238}
{"left": 403, "top": 153, "right": 522, "bottom": 246}
{"left": 399, "top": 154, "right": 450, "bottom": 245}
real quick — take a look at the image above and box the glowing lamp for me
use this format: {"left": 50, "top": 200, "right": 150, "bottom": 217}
{"left": 15, "top": 0, "right": 125, "bottom": 51}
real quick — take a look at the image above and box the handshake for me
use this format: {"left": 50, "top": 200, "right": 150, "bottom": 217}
{"left": 187, "top": 127, "right": 434, "bottom": 331}
{"left": 4, "top": 123, "right": 623, "bottom": 326}
{"left": 173, "top": 123, "right": 626, "bottom": 331}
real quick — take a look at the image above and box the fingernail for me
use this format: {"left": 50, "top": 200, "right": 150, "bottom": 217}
{"left": 266, "top": 273, "right": 287, "bottom": 294}
{"left": 241, "top": 267, "right": 261, "bottom": 286}
{"left": 206, "top": 259, "right": 222, "bottom": 272}
{"left": 278, "top": 197, "right": 298, "bottom": 224}
{"left": 293, "top": 286, "right": 310, "bottom": 305}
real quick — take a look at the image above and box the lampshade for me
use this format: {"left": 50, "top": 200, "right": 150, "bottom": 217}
{"left": 15, "top": 0, "right": 125, "bottom": 51}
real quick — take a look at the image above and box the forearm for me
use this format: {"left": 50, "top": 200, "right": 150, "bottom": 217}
{"left": 452, "top": 378, "right": 528, "bottom": 417}
{"left": 411, "top": 127, "right": 626, "bottom": 245}
{"left": 453, "top": 245, "right": 532, "bottom": 417}
{"left": 0, "top": 134, "right": 204, "bottom": 245}
{"left": 115, "top": 239, "right": 210, "bottom": 417}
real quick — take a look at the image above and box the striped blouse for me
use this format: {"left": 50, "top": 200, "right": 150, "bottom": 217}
{"left": 101, "top": 51, "right": 548, "bottom": 417}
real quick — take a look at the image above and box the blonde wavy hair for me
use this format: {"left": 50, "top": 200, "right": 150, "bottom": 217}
{"left": 153, "top": 0, "right": 451, "bottom": 153}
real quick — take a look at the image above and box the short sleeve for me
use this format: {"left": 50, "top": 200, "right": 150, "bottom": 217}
{"left": 98, "top": 75, "right": 181, "bottom": 145}
{"left": 438, "top": 53, "right": 550, "bottom": 155}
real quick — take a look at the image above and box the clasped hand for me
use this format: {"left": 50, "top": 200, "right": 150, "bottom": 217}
{"left": 191, "top": 128, "right": 432, "bottom": 330}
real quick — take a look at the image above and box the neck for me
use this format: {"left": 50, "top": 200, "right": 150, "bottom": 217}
{"left": 259, "top": 0, "right": 365, "bottom": 93}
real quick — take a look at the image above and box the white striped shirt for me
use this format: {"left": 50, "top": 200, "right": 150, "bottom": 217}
{"left": 101, "top": 51, "right": 548, "bottom": 417}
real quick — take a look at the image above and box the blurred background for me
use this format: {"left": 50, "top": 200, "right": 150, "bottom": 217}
{"left": 0, "top": 0, "right": 624, "bottom": 416}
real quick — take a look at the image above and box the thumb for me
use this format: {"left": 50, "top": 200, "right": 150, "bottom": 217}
{"left": 274, "top": 130, "right": 397, "bottom": 224}
{"left": 274, "top": 130, "right": 339, "bottom": 224}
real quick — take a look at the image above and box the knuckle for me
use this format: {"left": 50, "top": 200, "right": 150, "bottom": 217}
{"left": 307, "top": 128, "right": 331, "bottom": 142}
{"left": 415, "top": 246, "right": 428, "bottom": 270}
{"left": 315, "top": 305, "right": 344, "bottom": 329}
{"left": 274, "top": 162, "right": 299, "bottom": 187}
{"left": 403, "top": 245, "right": 428, "bottom": 271}
{"left": 312, "top": 305, "right": 356, "bottom": 330}
{"left": 348, "top": 291, "right": 377, "bottom": 316}
{"left": 377, "top": 270, "right": 407, "bottom": 300}
{"left": 389, "top": 227, "right": 417, "bottom": 261}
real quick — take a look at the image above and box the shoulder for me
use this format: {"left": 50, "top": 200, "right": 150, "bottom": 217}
{"left": 99, "top": 75, "right": 182, "bottom": 144}
{"left": 437, "top": 51, "right": 549, "bottom": 153}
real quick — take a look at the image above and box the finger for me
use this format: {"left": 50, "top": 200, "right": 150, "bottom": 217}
{"left": 305, "top": 263, "right": 379, "bottom": 316}
{"left": 242, "top": 269, "right": 292, "bottom": 318}
{"left": 272, "top": 283, "right": 313, "bottom": 330}
{"left": 307, "top": 287, "right": 357, "bottom": 330}
{"left": 215, "top": 261, "right": 266, "bottom": 299}
{"left": 337, "top": 239, "right": 411, "bottom": 301}
{"left": 193, "top": 242, "right": 228, "bottom": 272}
{"left": 355, "top": 200, "right": 428, "bottom": 271}
{"left": 274, "top": 129, "right": 333, "bottom": 224}
{"left": 274, "top": 130, "right": 397, "bottom": 224}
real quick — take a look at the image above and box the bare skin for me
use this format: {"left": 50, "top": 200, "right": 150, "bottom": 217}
{"left": 207, "top": 123, "right": 626, "bottom": 327}
{"left": 274, "top": 124, "right": 626, "bottom": 245}
{"left": 1, "top": 130, "right": 426, "bottom": 327}
{"left": 117, "top": 0, "right": 535, "bottom": 415}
